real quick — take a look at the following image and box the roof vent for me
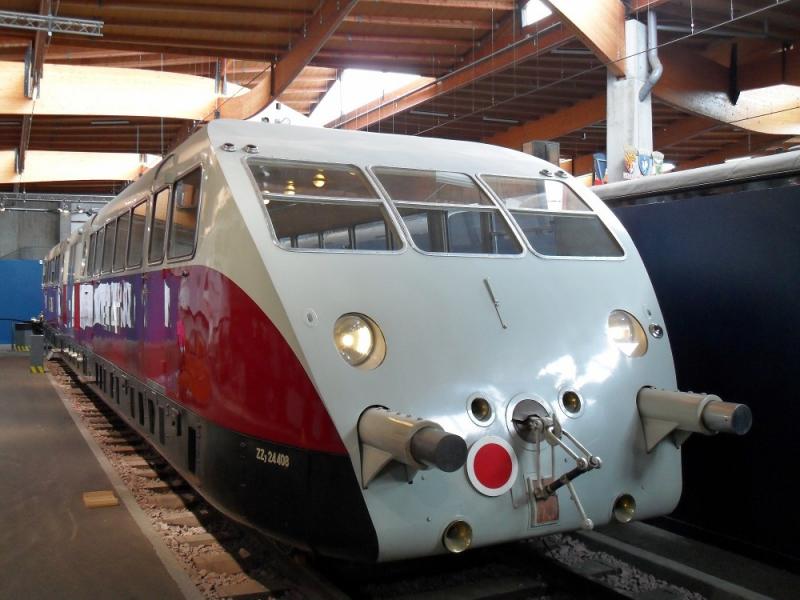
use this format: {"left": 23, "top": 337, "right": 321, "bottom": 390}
{"left": 243, "top": 144, "right": 259, "bottom": 154}
{"left": 221, "top": 143, "right": 236, "bottom": 152}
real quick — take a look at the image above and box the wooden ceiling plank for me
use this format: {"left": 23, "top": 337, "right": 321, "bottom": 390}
{"left": 0, "top": 60, "right": 225, "bottom": 120}
{"left": 220, "top": 0, "right": 356, "bottom": 120}
{"left": 656, "top": 46, "right": 800, "bottom": 135}
{"left": 544, "top": 0, "right": 626, "bottom": 77}
{"left": 272, "top": 0, "right": 358, "bottom": 100}
{"left": 382, "top": 0, "right": 514, "bottom": 8}
{"left": 738, "top": 44, "right": 799, "bottom": 90}
{"left": 484, "top": 94, "right": 606, "bottom": 149}
{"left": 331, "top": 24, "right": 573, "bottom": 129}
{"left": 0, "top": 149, "right": 150, "bottom": 184}
{"left": 343, "top": 15, "right": 492, "bottom": 30}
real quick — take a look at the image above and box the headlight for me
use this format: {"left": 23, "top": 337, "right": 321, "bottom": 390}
{"left": 607, "top": 310, "right": 648, "bottom": 357}
{"left": 333, "top": 313, "right": 386, "bottom": 369}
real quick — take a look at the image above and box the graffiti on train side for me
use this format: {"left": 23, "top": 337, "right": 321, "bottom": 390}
{"left": 80, "top": 281, "right": 135, "bottom": 331}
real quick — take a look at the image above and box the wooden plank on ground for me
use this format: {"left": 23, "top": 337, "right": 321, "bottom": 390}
{"left": 163, "top": 512, "right": 202, "bottom": 527}
{"left": 216, "top": 578, "right": 270, "bottom": 598}
{"left": 82, "top": 490, "right": 119, "bottom": 508}
{"left": 175, "top": 533, "right": 218, "bottom": 547}
{"left": 193, "top": 552, "right": 242, "bottom": 574}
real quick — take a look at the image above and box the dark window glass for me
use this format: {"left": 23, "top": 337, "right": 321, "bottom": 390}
{"left": 69, "top": 242, "right": 79, "bottom": 277}
{"left": 512, "top": 212, "right": 623, "bottom": 258}
{"left": 268, "top": 200, "right": 395, "bottom": 251}
{"left": 354, "top": 221, "right": 390, "bottom": 250}
{"left": 87, "top": 234, "right": 96, "bottom": 277}
{"left": 322, "top": 228, "right": 351, "bottom": 250}
{"left": 148, "top": 188, "right": 169, "bottom": 263}
{"left": 168, "top": 168, "right": 202, "bottom": 259}
{"left": 42, "top": 260, "right": 47, "bottom": 284}
{"left": 248, "top": 159, "right": 377, "bottom": 199}
{"left": 102, "top": 221, "right": 116, "bottom": 273}
{"left": 127, "top": 200, "right": 147, "bottom": 268}
{"left": 397, "top": 208, "right": 519, "bottom": 254}
{"left": 296, "top": 233, "right": 321, "bottom": 249}
{"left": 482, "top": 175, "right": 622, "bottom": 257}
{"left": 374, "top": 167, "right": 521, "bottom": 255}
{"left": 113, "top": 213, "right": 130, "bottom": 271}
{"left": 93, "top": 228, "right": 104, "bottom": 275}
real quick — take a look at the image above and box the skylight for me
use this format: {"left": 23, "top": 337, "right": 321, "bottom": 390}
{"left": 522, "top": 0, "right": 553, "bottom": 26}
{"left": 310, "top": 69, "right": 431, "bottom": 126}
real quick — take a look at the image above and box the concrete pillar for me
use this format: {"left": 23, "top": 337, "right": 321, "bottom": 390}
{"left": 606, "top": 19, "right": 653, "bottom": 183}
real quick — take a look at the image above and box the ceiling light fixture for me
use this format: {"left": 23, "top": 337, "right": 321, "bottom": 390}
{"left": 409, "top": 109, "right": 450, "bottom": 118}
{"left": 90, "top": 120, "right": 131, "bottom": 126}
{"left": 482, "top": 116, "right": 520, "bottom": 125}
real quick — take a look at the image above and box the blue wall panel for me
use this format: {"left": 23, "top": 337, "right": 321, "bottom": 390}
{"left": 0, "top": 260, "right": 43, "bottom": 344}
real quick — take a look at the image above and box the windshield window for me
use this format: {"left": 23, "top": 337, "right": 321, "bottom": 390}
{"left": 373, "top": 167, "right": 521, "bottom": 255}
{"left": 247, "top": 159, "right": 399, "bottom": 252}
{"left": 482, "top": 176, "right": 623, "bottom": 258}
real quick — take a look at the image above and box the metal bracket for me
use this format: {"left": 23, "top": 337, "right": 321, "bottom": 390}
{"left": 517, "top": 413, "right": 601, "bottom": 530}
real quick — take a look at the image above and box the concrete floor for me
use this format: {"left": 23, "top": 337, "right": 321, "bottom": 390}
{"left": 0, "top": 352, "right": 186, "bottom": 600}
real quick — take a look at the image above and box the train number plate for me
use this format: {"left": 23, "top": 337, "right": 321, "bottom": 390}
{"left": 255, "top": 447, "right": 291, "bottom": 469}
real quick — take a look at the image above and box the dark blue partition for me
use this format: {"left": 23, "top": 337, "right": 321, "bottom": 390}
{"left": 612, "top": 181, "right": 800, "bottom": 569}
{"left": 0, "top": 260, "right": 44, "bottom": 344}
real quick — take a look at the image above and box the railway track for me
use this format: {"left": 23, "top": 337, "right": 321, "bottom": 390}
{"left": 49, "top": 356, "right": 707, "bottom": 600}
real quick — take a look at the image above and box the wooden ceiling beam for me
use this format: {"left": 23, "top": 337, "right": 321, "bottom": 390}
{"left": 0, "top": 60, "right": 226, "bottom": 120}
{"left": 343, "top": 15, "right": 493, "bottom": 30}
{"left": 484, "top": 94, "right": 606, "bottom": 149}
{"left": 544, "top": 0, "right": 626, "bottom": 76}
{"left": 329, "top": 33, "right": 473, "bottom": 48}
{"left": 216, "top": 0, "right": 357, "bottom": 120}
{"left": 656, "top": 46, "right": 800, "bottom": 135}
{"left": 738, "top": 44, "right": 800, "bottom": 90}
{"left": 57, "top": 1, "right": 303, "bottom": 27}
{"left": 382, "top": 0, "right": 515, "bottom": 8}
{"left": 0, "top": 150, "right": 151, "bottom": 184}
{"left": 331, "top": 23, "right": 573, "bottom": 129}
{"left": 272, "top": 0, "right": 357, "bottom": 101}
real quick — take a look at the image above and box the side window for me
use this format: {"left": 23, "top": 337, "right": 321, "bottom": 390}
{"left": 113, "top": 212, "right": 130, "bottom": 272}
{"left": 481, "top": 175, "right": 623, "bottom": 258}
{"left": 127, "top": 200, "right": 147, "bottom": 268}
{"left": 102, "top": 221, "right": 116, "bottom": 274}
{"left": 93, "top": 228, "right": 105, "bottom": 276}
{"left": 167, "top": 167, "right": 202, "bottom": 260}
{"left": 87, "top": 233, "right": 96, "bottom": 277}
{"left": 80, "top": 238, "right": 89, "bottom": 277}
{"left": 148, "top": 188, "right": 169, "bottom": 264}
{"left": 69, "top": 242, "right": 79, "bottom": 277}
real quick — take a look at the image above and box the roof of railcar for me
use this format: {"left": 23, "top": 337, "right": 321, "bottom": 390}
{"left": 207, "top": 119, "right": 554, "bottom": 177}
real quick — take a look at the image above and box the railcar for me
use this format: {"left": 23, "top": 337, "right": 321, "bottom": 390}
{"left": 594, "top": 151, "right": 799, "bottom": 567}
{"left": 42, "top": 121, "right": 751, "bottom": 562}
